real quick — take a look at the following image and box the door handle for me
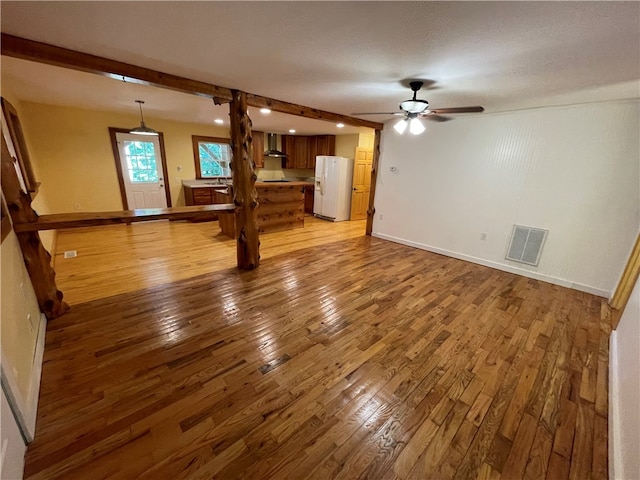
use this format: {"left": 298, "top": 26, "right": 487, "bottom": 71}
{"left": 353, "top": 187, "right": 357, "bottom": 191}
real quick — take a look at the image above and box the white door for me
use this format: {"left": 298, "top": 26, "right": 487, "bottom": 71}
{"left": 116, "top": 132, "right": 167, "bottom": 209}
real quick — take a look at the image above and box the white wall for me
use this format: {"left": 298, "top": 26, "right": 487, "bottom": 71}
{"left": 373, "top": 100, "right": 639, "bottom": 296}
{"left": 610, "top": 274, "right": 640, "bottom": 480}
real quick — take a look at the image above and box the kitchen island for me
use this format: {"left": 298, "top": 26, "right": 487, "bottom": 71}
{"left": 219, "top": 181, "right": 314, "bottom": 237}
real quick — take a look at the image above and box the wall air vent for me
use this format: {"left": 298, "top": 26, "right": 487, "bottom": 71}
{"left": 505, "top": 225, "right": 547, "bottom": 266}
{"left": 63, "top": 250, "right": 77, "bottom": 259}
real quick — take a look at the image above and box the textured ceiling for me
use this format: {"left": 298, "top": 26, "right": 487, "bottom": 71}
{"left": 1, "top": 1, "right": 638, "bottom": 131}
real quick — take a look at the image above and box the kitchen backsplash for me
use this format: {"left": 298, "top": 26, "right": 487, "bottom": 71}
{"left": 257, "top": 157, "right": 314, "bottom": 180}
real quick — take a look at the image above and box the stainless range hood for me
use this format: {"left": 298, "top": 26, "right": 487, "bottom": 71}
{"left": 264, "top": 133, "right": 287, "bottom": 158}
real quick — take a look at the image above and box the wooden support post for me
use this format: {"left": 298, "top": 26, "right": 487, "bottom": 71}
{"left": 229, "top": 90, "right": 260, "bottom": 270}
{"left": 1, "top": 136, "right": 69, "bottom": 319}
{"left": 366, "top": 129, "right": 382, "bottom": 236}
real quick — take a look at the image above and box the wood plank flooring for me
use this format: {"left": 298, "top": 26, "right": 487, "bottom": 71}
{"left": 25, "top": 218, "right": 610, "bottom": 479}
{"left": 53, "top": 217, "right": 366, "bottom": 305}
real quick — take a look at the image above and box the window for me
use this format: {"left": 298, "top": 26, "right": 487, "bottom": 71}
{"left": 192, "top": 135, "right": 231, "bottom": 178}
{"left": 123, "top": 140, "right": 159, "bottom": 183}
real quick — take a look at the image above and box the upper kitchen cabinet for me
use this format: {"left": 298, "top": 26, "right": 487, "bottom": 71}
{"left": 314, "top": 135, "right": 336, "bottom": 157}
{"left": 252, "top": 131, "right": 264, "bottom": 168}
{"left": 293, "top": 136, "right": 309, "bottom": 169}
{"left": 282, "top": 134, "right": 335, "bottom": 170}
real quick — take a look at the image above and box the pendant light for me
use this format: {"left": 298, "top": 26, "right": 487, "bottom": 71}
{"left": 130, "top": 100, "right": 158, "bottom": 136}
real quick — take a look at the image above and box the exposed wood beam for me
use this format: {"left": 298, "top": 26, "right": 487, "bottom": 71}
{"left": 610, "top": 232, "right": 640, "bottom": 329}
{"left": 229, "top": 90, "right": 260, "bottom": 270}
{"left": 1, "top": 34, "right": 232, "bottom": 101}
{"left": 1, "top": 34, "right": 384, "bottom": 130}
{"left": 12, "top": 204, "right": 236, "bottom": 232}
{"left": 245, "top": 94, "right": 383, "bottom": 130}
{"left": 365, "top": 130, "right": 382, "bottom": 235}
{"left": 1, "top": 134, "right": 69, "bottom": 319}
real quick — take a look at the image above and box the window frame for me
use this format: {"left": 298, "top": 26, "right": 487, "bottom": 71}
{"left": 191, "top": 135, "right": 231, "bottom": 179}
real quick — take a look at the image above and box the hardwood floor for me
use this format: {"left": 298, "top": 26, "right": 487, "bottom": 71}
{"left": 53, "top": 216, "right": 366, "bottom": 305}
{"left": 25, "top": 218, "right": 610, "bottom": 479}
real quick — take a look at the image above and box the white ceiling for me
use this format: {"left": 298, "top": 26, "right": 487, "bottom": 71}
{"left": 1, "top": 1, "right": 639, "bottom": 132}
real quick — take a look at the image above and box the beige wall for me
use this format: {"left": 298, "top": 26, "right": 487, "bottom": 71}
{"left": 1, "top": 231, "right": 41, "bottom": 400}
{"left": 19, "top": 101, "right": 230, "bottom": 211}
{"left": 335, "top": 134, "right": 359, "bottom": 158}
{"left": 335, "top": 132, "right": 375, "bottom": 159}
{"left": 358, "top": 132, "right": 375, "bottom": 149}
{"left": 256, "top": 157, "right": 314, "bottom": 180}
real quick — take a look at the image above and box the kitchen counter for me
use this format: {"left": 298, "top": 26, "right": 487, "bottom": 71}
{"left": 182, "top": 179, "right": 231, "bottom": 188}
{"left": 219, "top": 181, "right": 314, "bottom": 237}
{"left": 255, "top": 181, "right": 314, "bottom": 187}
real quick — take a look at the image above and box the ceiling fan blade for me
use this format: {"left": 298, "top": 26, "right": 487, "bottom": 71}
{"left": 350, "top": 112, "right": 404, "bottom": 116}
{"left": 422, "top": 114, "right": 451, "bottom": 122}
{"left": 427, "top": 106, "right": 485, "bottom": 114}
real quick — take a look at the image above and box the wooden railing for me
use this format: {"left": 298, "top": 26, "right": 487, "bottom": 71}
{"left": 13, "top": 204, "right": 236, "bottom": 232}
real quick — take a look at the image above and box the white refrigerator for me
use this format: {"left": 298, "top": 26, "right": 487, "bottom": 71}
{"left": 314, "top": 156, "right": 354, "bottom": 222}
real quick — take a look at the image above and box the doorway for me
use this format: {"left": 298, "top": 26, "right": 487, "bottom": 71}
{"left": 109, "top": 128, "right": 171, "bottom": 209}
{"left": 350, "top": 147, "right": 373, "bottom": 221}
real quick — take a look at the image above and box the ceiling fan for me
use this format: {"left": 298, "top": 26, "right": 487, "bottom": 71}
{"left": 352, "top": 81, "right": 484, "bottom": 134}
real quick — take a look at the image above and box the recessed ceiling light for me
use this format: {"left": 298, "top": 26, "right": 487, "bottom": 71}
{"left": 260, "top": 108, "right": 271, "bottom": 114}
{"left": 289, "top": 129, "right": 296, "bottom": 133}
{"left": 214, "top": 119, "right": 224, "bottom": 124}
{"left": 336, "top": 123, "right": 345, "bottom": 128}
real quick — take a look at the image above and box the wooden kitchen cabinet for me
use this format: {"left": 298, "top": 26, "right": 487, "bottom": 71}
{"left": 314, "top": 135, "right": 336, "bottom": 157}
{"left": 252, "top": 130, "right": 264, "bottom": 168}
{"left": 306, "top": 137, "right": 317, "bottom": 169}
{"left": 304, "top": 185, "right": 315, "bottom": 214}
{"left": 293, "top": 136, "right": 309, "bottom": 169}
{"left": 281, "top": 135, "right": 335, "bottom": 170}
{"left": 184, "top": 184, "right": 232, "bottom": 222}
{"left": 281, "top": 135, "right": 293, "bottom": 168}
{"left": 184, "top": 186, "right": 213, "bottom": 205}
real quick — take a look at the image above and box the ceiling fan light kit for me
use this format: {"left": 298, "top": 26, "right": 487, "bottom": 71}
{"left": 394, "top": 118, "right": 408, "bottom": 134}
{"left": 354, "top": 80, "right": 485, "bottom": 136}
{"left": 409, "top": 117, "right": 426, "bottom": 135}
{"left": 130, "top": 100, "right": 159, "bottom": 136}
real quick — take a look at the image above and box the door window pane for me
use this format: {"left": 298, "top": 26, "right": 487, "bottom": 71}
{"left": 124, "top": 141, "right": 159, "bottom": 183}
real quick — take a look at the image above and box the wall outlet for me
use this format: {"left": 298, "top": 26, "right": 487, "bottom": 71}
{"left": 379, "top": 213, "right": 384, "bottom": 220}
{"left": 175, "top": 177, "right": 181, "bottom": 184}
{"left": 480, "top": 232, "right": 487, "bottom": 241}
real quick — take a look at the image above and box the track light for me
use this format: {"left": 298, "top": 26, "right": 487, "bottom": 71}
{"left": 394, "top": 118, "right": 408, "bottom": 134}
{"left": 409, "top": 117, "right": 425, "bottom": 135}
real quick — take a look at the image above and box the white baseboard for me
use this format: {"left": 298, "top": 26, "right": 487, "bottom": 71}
{"left": 371, "top": 232, "right": 609, "bottom": 297}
